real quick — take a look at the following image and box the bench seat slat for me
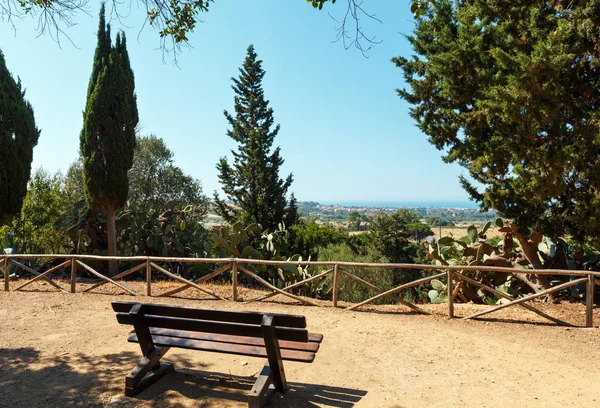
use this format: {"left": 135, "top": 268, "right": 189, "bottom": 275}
{"left": 116, "top": 313, "right": 309, "bottom": 342}
{"left": 148, "top": 328, "right": 322, "bottom": 352}
{"left": 112, "top": 301, "right": 306, "bottom": 328}
{"left": 128, "top": 334, "right": 316, "bottom": 363}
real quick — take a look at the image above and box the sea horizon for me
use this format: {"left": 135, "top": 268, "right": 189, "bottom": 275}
{"left": 314, "top": 200, "right": 479, "bottom": 209}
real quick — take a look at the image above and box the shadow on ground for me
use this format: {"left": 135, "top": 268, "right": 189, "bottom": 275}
{"left": 0, "top": 348, "right": 366, "bottom": 407}
{"left": 135, "top": 367, "right": 367, "bottom": 408}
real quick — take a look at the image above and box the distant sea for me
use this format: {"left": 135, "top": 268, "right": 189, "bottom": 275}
{"left": 318, "top": 200, "right": 479, "bottom": 209}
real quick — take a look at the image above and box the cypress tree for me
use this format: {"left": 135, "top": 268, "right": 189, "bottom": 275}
{"left": 0, "top": 50, "right": 40, "bottom": 226}
{"left": 81, "top": 5, "right": 138, "bottom": 272}
{"left": 214, "top": 45, "right": 295, "bottom": 232}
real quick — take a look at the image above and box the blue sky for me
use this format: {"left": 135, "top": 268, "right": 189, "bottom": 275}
{"left": 0, "top": 0, "right": 473, "bottom": 205}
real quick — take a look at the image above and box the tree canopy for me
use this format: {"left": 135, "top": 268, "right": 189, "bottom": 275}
{"left": 214, "top": 44, "right": 295, "bottom": 232}
{"left": 81, "top": 5, "right": 138, "bottom": 215}
{"left": 67, "top": 134, "right": 209, "bottom": 217}
{"left": 395, "top": 0, "right": 600, "bottom": 245}
{"left": 370, "top": 209, "right": 419, "bottom": 264}
{"left": 81, "top": 4, "right": 138, "bottom": 268}
{"left": 0, "top": 50, "right": 40, "bottom": 226}
{"left": 3, "top": 169, "right": 67, "bottom": 253}
{"left": 128, "top": 134, "right": 209, "bottom": 216}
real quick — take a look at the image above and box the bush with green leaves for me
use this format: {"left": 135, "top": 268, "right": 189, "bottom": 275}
{"left": 318, "top": 242, "right": 393, "bottom": 304}
{"left": 3, "top": 169, "right": 69, "bottom": 254}
{"left": 287, "top": 219, "right": 348, "bottom": 260}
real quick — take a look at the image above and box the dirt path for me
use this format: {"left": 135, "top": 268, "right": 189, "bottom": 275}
{"left": 1, "top": 288, "right": 600, "bottom": 407}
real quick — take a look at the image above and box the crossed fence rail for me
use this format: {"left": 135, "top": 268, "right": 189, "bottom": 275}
{"left": 1, "top": 254, "right": 598, "bottom": 327}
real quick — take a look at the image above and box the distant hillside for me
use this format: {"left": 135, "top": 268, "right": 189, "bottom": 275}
{"left": 297, "top": 201, "right": 497, "bottom": 226}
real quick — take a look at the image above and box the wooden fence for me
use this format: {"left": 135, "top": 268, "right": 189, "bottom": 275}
{"left": 1, "top": 254, "right": 598, "bottom": 327}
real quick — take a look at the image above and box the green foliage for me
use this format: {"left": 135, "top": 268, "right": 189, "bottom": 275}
{"left": 80, "top": 5, "right": 138, "bottom": 272}
{"left": 3, "top": 169, "right": 67, "bottom": 253}
{"left": 429, "top": 223, "right": 497, "bottom": 267}
{"left": 214, "top": 45, "right": 295, "bottom": 233}
{"left": 283, "top": 193, "right": 300, "bottom": 229}
{"left": 406, "top": 222, "right": 434, "bottom": 240}
{"left": 54, "top": 199, "right": 107, "bottom": 254}
{"left": 409, "top": 0, "right": 432, "bottom": 17}
{"left": 128, "top": 134, "right": 209, "bottom": 216}
{"left": 287, "top": 219, "right": 348, "bottom": 260}
{"left": 57, "top": 137, "right": 209, "bottom": 258}
{"left": 346, "top": 232, "right": 375, "bottom": 255}
{"left": 428, "top": 279, "right": 448, "bottom": 304}
{"left": 318, "top": 242, "right": 393, "bottom": 304}
{"left": 63, "top": 160, "right": 85, "bottom": 210}
{"left": 370, "top": 209, "right": 419, "bottom": 263}
{"left": 366, "top": 209, "right": 427, "bottom": 300}
{"left": 81, "top": 5, "right": 138, "bottom": 215}
{"left": 211, "top": 222, "right": 263, "bottom": 259}
{"left": 0, "top": 50, "right": 40, "bottom": 225}
{"left": 212, "top": 222, "right": 329, "bottom": 297}
{"left": 67, "top": 134, "right": 208, "bottom": 219}
{"left": 307, "top": 0, "right": 335, "bottom": 11}
{"left": 147, "top": 0, "right": 211, "bottom": 43}
{"left": 347, "top": 211, "right": 371, "bottom": 231}
{"left": 395, "top": 0, "right": 600, "bottom": 245}
{"left": 308, "top": 0, "right": 431, "bottom": 18}
{"left": 428, "top": 222, "right": 519, "bottom": 303}
{"left": 426, "top": 217, "right": 453, "bottom": 227}
{"left": 119, "top": 202, "right": 209, "bottom": 258}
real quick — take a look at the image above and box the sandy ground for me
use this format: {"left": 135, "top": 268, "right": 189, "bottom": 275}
{"left": 1, "top": 281, "right": 600, "bottom": 408}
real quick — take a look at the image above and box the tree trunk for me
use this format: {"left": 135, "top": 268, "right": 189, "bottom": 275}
{"left": 106, "top": 208, "right": 118, "bottom": 276}
{"left": 483, "top": 253, "right": 554, "bottom": 300}
{"left": 505, "top": 221, "right": 554, "bottom": 301}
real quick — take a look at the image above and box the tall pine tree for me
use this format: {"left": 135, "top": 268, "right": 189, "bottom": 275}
{"left": 214, "top": 45, "right": 295, "bottom": 232}
{"left": 81, "top": 4, "right": 138, "bottom": 272}
{"left": 0, "top": 50, "right": 40, "bottom": 226}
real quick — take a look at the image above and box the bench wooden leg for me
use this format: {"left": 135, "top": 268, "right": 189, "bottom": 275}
{"left": 261, "top": 316, "right": 287, "bottom": 392}
{"left": 248, "top": 362, "right": 276, "bottom": 408}
{"left": 125, "top": 346, "right": 174, "bottom": 397}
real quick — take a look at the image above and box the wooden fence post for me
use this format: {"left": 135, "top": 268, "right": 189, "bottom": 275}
{"left": 3, "top": 257, "right": 8, "bottom": 291}
{"left": 587, "top": 273, "right": 594, "bottom": 327}
{"left": 232, "top": 260, "right": 238, "bottom": 301}
{"left": 146, "top": 258, "right": 152, "bottom": 297}
{"left": 332, "top": 264, "right": 339, "bottom": 308}
{"left": 447, "top": 269, "right": 454, "bottom": 318}
{"left": 70, "top": 256, "right": 77, "bottom": 293}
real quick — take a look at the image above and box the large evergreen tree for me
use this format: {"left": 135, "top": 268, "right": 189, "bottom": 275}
{"left": 81, "top": 4, "right": 138, "bottom": 271}
{"left": 0, "top": 50, "right": 40, "bottom": 226}
{"left": 214, "top": 45, "right": 294, "bottom": 232}
{"left": 395, "top": 0, "right": 600, "bottom": 245}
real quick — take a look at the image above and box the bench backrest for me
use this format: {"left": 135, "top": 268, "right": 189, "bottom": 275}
{"left": 112, "top": 301, "right": 309, "bottom": 342}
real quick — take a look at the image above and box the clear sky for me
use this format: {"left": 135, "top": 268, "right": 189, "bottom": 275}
{"left": 0, "top": 0, "right": 473, "bottom": 205}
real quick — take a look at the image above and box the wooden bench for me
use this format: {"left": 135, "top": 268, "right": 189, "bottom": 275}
{"left": 112, "top": 301, "right": 323, "bottom": 407}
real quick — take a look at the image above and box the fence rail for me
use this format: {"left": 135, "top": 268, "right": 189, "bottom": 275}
{"left": 1, "top": 255, "right": 597, "bottom": 327}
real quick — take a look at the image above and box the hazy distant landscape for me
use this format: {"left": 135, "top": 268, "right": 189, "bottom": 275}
{"left": 207, "top": 201, "right": 497, "bottom": 229}
{"left": 296, "top": 201, "right": 497, "bottom": 225}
